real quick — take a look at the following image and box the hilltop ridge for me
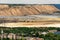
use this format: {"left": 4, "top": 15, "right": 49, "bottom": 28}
{"left": 0, "top": 4, "right": 59, "bottom": 16}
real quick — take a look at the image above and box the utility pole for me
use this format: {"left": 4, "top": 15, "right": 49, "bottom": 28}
{"left": 1, "top": 29, "right": 4, "bottom": 40}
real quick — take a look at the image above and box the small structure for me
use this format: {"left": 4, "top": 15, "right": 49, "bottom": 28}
{"left": 41, "top": 32, "right": 47, "bottom": 35}
{"left": 25, "top": 37, "right": 44, "bottom": 40}
{"left": 8, "top": 33, "right": 16, "bottom": 39}
{"left": 3, "top": 33, "right": 8, "bottom": 38}
{"left": 48, "top": 30, "right": 57, "bottom": 33}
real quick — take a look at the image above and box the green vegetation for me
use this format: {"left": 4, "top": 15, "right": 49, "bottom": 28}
{"left": 0, "top": 27, "right": 60, "bottom": 33}
{"left": 44, "top": 33, "right": 60, "bottom": 40}
{"left": 0, "top": 27, "right": 60, "bottom": 40}
{"left": 0, "top": 27, "right": 60, "bottom": 35}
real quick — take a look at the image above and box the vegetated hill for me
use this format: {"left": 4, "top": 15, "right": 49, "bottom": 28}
{"left": 0, "top": 4, "right": 59, "bottom": 16}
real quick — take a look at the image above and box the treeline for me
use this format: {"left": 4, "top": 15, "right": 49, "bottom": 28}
{"left": 0, "top": 27, "right": 60, "bottom": 34}
{"left": 0, "top": 27, "right": 60, "bottom": 40}
{"left": 0, "top": 27, "right": 60, "bottom": 33}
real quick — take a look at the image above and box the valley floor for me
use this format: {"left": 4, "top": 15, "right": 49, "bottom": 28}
{"left": 0, "top": 15, "right": 60, "bottom": 27}
{"left": 0, "top": 21, "right": 60, "bottom": 27}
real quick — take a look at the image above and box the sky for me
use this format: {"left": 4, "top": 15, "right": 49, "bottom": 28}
{"left": 0, "top": 0, "right": 60, "bottom": 9}
{"left": 54, "top": 4, "right": 60, "bottom": 9}
{"left": 0, "top": 0, "right": 60, "bottom": 4}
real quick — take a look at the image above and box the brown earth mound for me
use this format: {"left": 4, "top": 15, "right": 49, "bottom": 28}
{"left": 0, "top": 5, "right": 59, "bottom": 16}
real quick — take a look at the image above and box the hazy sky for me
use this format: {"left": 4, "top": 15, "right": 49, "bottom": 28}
{"left": 0, "top": 0, "right": 60, "bottom": 4}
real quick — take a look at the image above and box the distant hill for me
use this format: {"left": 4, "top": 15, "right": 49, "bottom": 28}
{"left": 0, "top": 5, "right": 60, "bottom": 27}
{"left": 0, "top": 4, "right": 59, "bottom": 16}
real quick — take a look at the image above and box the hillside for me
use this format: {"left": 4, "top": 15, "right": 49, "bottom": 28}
{"left": 0, "top": 4, "right": 59, "bottom": 16}
{"left": 0, "top": 5, "right": 60, "bottom": 27}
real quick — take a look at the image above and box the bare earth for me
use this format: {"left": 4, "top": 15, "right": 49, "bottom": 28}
{"left": 0, "top": 21, "right": 60, "bottom": 27}
{"left": 0, "top": 15, "right": 60, "bottom": 27}
{"left": 0, "top": 5, "right": 60, "bottom": 27}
